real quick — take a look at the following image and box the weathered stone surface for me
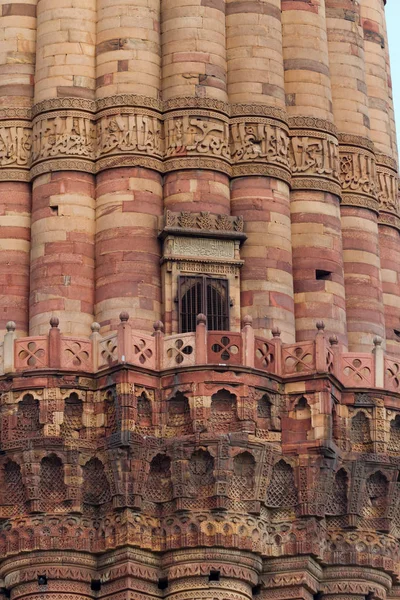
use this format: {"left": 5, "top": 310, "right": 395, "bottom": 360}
{"left": 1, "top": 0, "right": 400, "bottom": 598}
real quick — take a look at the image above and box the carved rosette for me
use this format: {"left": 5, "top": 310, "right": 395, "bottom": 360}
{"left": 288, "top": 116, "right": 341, "bottom": 196}
{"left": 0, "top": 107, "right": 32, "bottom": 182}
{"left": 230, "top": 104, "right": 291, "bottom": 183}
{"left": 30, "top": 97, "right": 96, "bottom": 179}
{"left": 375, "top": 153, "right": 400, "bottom": 230}
{"left": 96, "top": 94, "right": 163, "bottom": 173}
{"left": 338, "top": 134, "right": 379, "bottom": 212}
{"left": 164, "top": 98, "right": 231, "bottom": 175}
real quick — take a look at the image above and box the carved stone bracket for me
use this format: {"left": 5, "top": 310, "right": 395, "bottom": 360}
{"left": 161, "top": 210, "right": 245, "bottom": 238}
{"left": 338, "top": 134, "right": 379, "bottom": 213}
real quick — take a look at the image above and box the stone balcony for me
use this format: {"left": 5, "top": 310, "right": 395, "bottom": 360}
{"left": 0, "top": 313, "right": 398, "bottom": 393}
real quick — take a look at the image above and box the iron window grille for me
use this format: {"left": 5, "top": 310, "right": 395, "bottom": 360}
{"left": 178, "top": 275, "right": 229, "bottom": 333}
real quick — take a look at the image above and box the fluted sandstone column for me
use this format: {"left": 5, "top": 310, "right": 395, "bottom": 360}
{"left": 95, "top": 0, "right": 163, "bottom": 334}
{"left": 30, "top": 0, "right": 96, "bottom": 335}
{"left": 326, "top": 0, "right": 386, "bottom": 351}
{"left": 227, "top": 0, "right": 295, "bottom": 341}
{"left": 382, "top": 8, "right": 398, "bottom": 163}
{"left": 361, "top": 0, "right": 400, "bottom": 354}
{"left": 162, "top": 0, "right": 230, "bottom": 216}
{"left": 161, "top": 0, "right": 231, "bottom": 332}
{"left": 1, "top": 552, "right": 96, "bottom": 600}
{"left": 0, "top": 2, "right": 36, "bottom": 335}
{"left": 282, "top": 0, "right": 347, "bottom": 345}
{"left": 162, "top": 550, "right": 259, "bottom": 600}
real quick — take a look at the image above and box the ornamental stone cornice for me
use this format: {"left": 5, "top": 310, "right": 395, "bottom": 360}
{"left": 1, "top": 97, "right": 399, "bottom": 195}
{"left": 288, "top": 116, "right": 338, "bottom": 137}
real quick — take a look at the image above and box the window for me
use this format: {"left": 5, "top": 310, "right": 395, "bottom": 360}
{"left": 179, "top": 275, "right": 229, "bottom": 333}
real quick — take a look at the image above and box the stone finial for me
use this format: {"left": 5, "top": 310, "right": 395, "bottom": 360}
{"left": 6, "top": 321, "right": 16, "bottom": 332}
{"left": 243, "top": 315, "right": 253, "bottom": 327}
{"left": 50, "top": 316, "right": 59, "bottom": 328}
{"left": 119, "top": 311, "right": 129, "bottom": 322}
{"left": 153, "top": 320, "right": 164, "bottom": 333}
{"left": 316, "top": 321, "right": 325, "bottom": 331}
{"left": 91, "top": 322, "right": 100, "bottom": 333}
{"left": 271, "top": 326, "right": 281, "bottom": 338}
{"left": 373, "top": 336, "right": 382, "bottom": 347}
{"left": 329, "top": 335, "right": 338, "bottom": 346}
{"left": 197, "top": 313, "right": 207, "bottom": 325}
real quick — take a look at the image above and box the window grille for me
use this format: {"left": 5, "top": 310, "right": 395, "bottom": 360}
{"left": 178, "top": 275, "right": 229, "bottom": 333}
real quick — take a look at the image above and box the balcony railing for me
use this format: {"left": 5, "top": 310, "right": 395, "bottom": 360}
{"left": 0, "top": 313, "right": 396, "bottom": 391}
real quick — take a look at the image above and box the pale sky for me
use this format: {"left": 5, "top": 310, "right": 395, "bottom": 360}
{"left": 386, "top": 2, "right": 400, "bottom": 149}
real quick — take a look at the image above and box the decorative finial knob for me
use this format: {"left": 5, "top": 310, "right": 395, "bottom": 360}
{"left": 243, "top": 315, "right": 253, "bottom": 327}
{"left": 316, "top": 321, "right": 325, "bottom": 331}
{"left": 6, "top": 321, "right": 16, "bottom": 332}
{"left": 197, "top": 313, "right": 207, "bottom": 325}
{"left": 373, "top": 336, "right": 382, "bottom": 347}
{"left": 153, "top": 320, "right": 164, "bottom": 332}
{"left": 329, "top": 335, "right": 338, "bottom": 346}
{"left": 271, "top": 326, "right": 281, "bottom": 338}
{"left": 91, "top": 322, "right": 100, "bottom": 333}
{"left": 50, "top": 317, "right": 59, "bottom": 328}
{"left": 119, "top": 311, "right": 129, "bottom": 322}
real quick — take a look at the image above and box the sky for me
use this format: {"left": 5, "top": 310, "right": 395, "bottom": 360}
{"left": 386, "top": 2, "right": 400, "bottom": 149}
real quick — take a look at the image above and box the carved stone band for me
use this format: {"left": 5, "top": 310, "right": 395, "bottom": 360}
{"left": 164, "top": 110, "right": 230, "bottom": 175}
{"left": 2, "top": 98, "right": 399, "bottom": 217}
{"left": 25, "top": 104, "right": 295, "bottom": 181}
{"left": 339, "top": 142, "right": 379, "bottom": 212}
{"left": 289, "top": 127, "right": 341, "bottom": 195}
{"left": 376, "top": 154, "right": 400, "bottom": 219}
{"left": 0, "top": 116, "right": 32, "bottom": 182}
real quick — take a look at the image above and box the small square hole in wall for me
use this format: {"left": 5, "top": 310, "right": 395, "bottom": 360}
{"left": 252, "top": 584, "right": 262, "bottom": 596}
{"left": 0, "top": 589, "right": 10, "bottom": 598}
{"left": 209, "top": 570, "right": 220, "bottom": 582}
{"left": 91, "top": 580, "right": 101, "bottom": 592}
{"left": 50, "top": 205, "right": 59, "bottom": 215}
{"left": 315, "top": 269, "right": 332, "bottom": 281}
{"left": 394, "top": 329, "right": 400, "bottom": 339}
{"left": 158, "top": 577, "right": 168, "bottom": 590}
{"left": 38, "top": 575, "right": 47, "bottom": 586}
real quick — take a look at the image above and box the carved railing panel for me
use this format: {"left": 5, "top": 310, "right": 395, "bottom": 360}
{"left": 132, "top": 333, "right": 156, "bottom": 369}
{"left": 15, "top": 337, "right": 48, "bottom": 370}
{"left": 163, "top": 333, "right": 196, "bottom": 369}
{"left": 339, "top": 353, "right": 374, "bottom": 388}
{"left": 282, "top": 342, "right": 315, "bottom": 375}
{"left": 98, "top": 334, "right": 118, "bottom": 369}
{"left": 207, "top": 332, "right": 243, "bottom": 365}
{"left": 254, "top": 338, "right": 276, "bottom": 373}
{"left": 61, "top": 338, "right": 92, "bottom": 371}
{"left": 385, "top": 356, "right": 400, "bottom": 392}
